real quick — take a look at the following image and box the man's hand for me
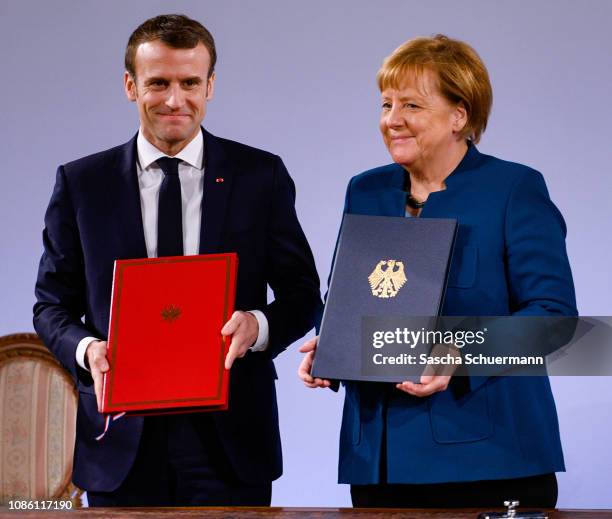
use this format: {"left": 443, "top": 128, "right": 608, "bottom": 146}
{"left": 395, "top": 343, "right": 459, "bottom": 397}
{"left": 222, "top": 311, "right": 259, "bottom": 370}
{"left": 85, "top": 340, "right": 110, "bottom": 412}
{"left": 298, "top": 336, "right": 331, "bottom": 388}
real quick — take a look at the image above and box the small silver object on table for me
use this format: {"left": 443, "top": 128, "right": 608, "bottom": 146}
{"left": 477, "top": 500, "right": 548, "bottom": 519}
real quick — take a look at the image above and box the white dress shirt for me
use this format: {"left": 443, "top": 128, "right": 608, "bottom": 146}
{"left": 137, "top": 127, "right": 205, "bottom": 257}
{"left": 76, "top": 130, "right": 269, "bottom": 370}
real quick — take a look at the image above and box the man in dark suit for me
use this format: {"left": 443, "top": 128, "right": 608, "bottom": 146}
{"left": 33, "top": 14, "right": 321, "bottom": 507}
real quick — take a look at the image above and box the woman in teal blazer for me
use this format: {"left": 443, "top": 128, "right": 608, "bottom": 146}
{"left": 299, "top": 35, "right": 576, "bottom": 508}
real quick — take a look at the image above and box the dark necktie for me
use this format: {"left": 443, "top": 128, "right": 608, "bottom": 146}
{"left": 157, "top": 157, "right": 183, "bottom": 257}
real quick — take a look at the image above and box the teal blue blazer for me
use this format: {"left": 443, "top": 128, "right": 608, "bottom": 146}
{"left": 333, "top": 144, "right": 577, "bottom": 484}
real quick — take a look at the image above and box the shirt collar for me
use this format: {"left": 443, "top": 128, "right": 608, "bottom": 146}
{"left": 137, "top": 129, "right": 204, "bottom": 170}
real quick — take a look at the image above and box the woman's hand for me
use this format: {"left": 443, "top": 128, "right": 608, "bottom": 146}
{"left": 395, "top": 343, "right": 459, "bottom": 397}
{"left": 298, "top": 336, "right": 331, "bottom": 388}
{"left": 396, "top": 374, "right": 451, "bottom": 397}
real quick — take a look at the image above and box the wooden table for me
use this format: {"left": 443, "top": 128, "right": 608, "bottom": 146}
{"left": 1, "top": 507, "right": 611, "bottom": 518}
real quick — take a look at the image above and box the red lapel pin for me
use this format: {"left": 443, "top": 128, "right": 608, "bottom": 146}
{"left": 215, "top": 177, "right": 224, "bottom": 183}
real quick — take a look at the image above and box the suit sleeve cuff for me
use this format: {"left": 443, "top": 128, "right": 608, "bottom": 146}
{"left": 76, "top": 336, "right": 99, "bottom": 371}
{"left": 248, "top": 310, "right": 269, "bottom": 352}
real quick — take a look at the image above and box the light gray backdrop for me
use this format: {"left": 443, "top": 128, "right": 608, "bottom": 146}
{"left": 1, "top": 0, "right": 611, "bottom": 508}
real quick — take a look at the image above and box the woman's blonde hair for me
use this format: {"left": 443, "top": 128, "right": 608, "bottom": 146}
{"left": 377, "top": 35, "right": 492, "bottom": 143}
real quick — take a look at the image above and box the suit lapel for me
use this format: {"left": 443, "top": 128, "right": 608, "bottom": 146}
{"left": 381, "top": 166, "right": 407, "bottom": 217}
{"left": 115, "top": 134, "right": 148, "bottom": 258}
{"left": 199, "top": 128, "right": 234, "bottom": 254}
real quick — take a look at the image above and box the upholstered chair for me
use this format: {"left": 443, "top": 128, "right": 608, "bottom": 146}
{"left": 0, "top": 333, "right": 81, "bottom": 505}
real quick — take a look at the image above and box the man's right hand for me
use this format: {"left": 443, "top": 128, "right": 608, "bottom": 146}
{"left": 85, "top": 340, "right": 110, "bottom": 412}
{"left": 297, "top": 336, "right": 331, "bottom": 388}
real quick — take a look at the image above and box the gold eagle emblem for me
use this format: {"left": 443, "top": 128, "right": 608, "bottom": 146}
{"left": 368, "top": 260, "right": 407, "bottom": 298}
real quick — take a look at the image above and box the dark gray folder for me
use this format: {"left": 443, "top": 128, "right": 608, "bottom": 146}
{"left": 312, "top": 214, "right": 457, "bottom": 382}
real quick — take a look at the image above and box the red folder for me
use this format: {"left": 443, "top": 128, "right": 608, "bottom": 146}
{"left": 101, "top": 253, "right": 237, "bottom": 415}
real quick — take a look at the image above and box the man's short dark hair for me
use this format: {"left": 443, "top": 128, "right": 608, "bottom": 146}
{"left": 125, "top": 14, "right": 217, "bottom": 79}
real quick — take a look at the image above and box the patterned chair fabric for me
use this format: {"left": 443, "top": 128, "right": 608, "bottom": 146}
{"left": 0, "top": 333, "right": 78, "bottom": 503}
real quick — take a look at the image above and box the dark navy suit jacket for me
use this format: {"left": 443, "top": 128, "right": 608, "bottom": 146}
{"left": 333, "top": 144, "right": 577, "bottom": 484}
{"left": 33, "top": 129, "right": 322, "bottom": 492}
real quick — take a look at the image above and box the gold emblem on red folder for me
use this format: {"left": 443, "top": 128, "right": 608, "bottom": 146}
{"left": 161, "top": 304, "right": 182, "bottom": 322}
{"left": 368, "top": 260, "right": 407, "bottom": 298}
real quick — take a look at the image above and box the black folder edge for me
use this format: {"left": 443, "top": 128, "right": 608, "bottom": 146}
{"left": 311, "top": 213, "right": 352, "bottom": 380}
